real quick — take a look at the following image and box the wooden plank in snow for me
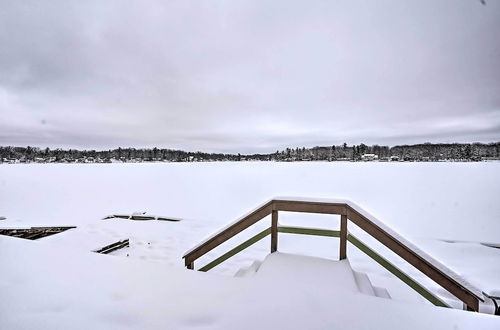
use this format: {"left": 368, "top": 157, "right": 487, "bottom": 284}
{"left": 93, "top": 239, "right": 130, "bottom": 254}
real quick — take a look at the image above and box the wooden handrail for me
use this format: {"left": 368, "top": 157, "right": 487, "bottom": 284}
{"left": 183, "top": 197, "right": 484, "bottom": 311}
{"left": 183, "top": 200, "right": 273, "bottom": 269}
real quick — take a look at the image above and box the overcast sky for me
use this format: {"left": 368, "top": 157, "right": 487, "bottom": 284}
{"left": 1, "top": 0, "right": 499, "bottom": 153}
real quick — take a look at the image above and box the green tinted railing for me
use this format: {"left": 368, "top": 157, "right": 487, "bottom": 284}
{"left": 199, "top": 227, "right": 271, "bottom": 272}
{"left": 347, "top": 233, "right": 450, "bottom": 308}
{"left": 278, "top": 226, "right": 340, "bottom": 237}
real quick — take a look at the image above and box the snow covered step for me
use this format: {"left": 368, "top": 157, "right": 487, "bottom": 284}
{"left": 352, "top": 270, "right": 391, "bottom": 299}
{"left": 255, "top": 252, "right": 392, "bottom": 300}
{"left": 373, "top": 286, "right": 392, "bottom": 299}
{"left": 234, "top": 260, "right": 262, "bottom": 278}
{"left": 352, "top": 270, "right": 376, "bottom": 296}
{"left": 255, "top": 253, "right": 362, "bottom": 295}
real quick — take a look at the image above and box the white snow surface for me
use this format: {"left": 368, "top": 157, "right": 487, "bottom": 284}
{"left": 1, "top": 236, "right": 499, "bottom": 330}
{"left": 1, "top": 161, "right": 500, "bottom": 324}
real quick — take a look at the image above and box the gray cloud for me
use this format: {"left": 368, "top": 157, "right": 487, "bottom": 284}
{"left": 0, "top": 0, "right": 499, "bottom": 153}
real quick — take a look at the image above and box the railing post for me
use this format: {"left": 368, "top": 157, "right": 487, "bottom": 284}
{"left": 464, "top": 301, "right": 479, "bottom": 312}
{"left": 340, "top": 214, "right": 347, "bottom": 260}
{"left": 271, "top": 210, "right": 278, "bottom": 253}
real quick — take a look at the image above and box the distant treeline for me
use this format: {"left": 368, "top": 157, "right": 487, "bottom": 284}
{"left": 1, "top": 142, "right": 499, "bottom": 163}
{"left": 0, "top": 146, "right": 255, "bottom": 163}
{"left": 274, "top": 142, "right": 500, "bottom": 161}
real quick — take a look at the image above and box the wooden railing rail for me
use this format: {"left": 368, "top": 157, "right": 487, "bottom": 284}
{"left": 183, "top": 198, "right": 484, "bottom": 311}
{"left": 183, "top": 201, "right": 273, "bottom": 269}
{"left": 198, "top": 227, "right": 271, "bottom": 272}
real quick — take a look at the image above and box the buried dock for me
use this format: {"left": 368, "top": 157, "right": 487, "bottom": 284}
{"left": 0, "top": 226, "right": 76, "bottom": 240}
{"left": 93, "top": 239, "right": 130, "bottom": 254}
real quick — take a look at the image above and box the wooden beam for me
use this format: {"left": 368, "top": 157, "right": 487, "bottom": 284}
{"left": 278, "top": 226, "right": 340, "bottom": 237}
{"left": 271, "top": 210, "right": 278, "bottom": 253}
{"left": 273, "top": 200, "right": 347, "bottom": 216}
{"left": 0, "top": 226, "right": 76, "bottom": 240}
{"left": 199, "top": 228, "right": 271, "bottom": 272}
{"left": 93, "top": 239, "right": 129, "bottom": 254}
{"left": 184, "top": 201, "right": 273, "bottom": 266}
{"left": 339, "top": 214, "right": 347, "bottom": 260}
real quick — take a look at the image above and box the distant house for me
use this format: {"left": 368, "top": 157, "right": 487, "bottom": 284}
{"left": 361, "top": 154, "right": 378, "bottom": 161}
{"left": 390, "top": 156, "right": 400, "bottom": 162}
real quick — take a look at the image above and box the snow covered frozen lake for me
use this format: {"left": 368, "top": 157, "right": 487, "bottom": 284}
{"left": 1, "top": 161, "right": 500, "bottom": 308}
{"left": 2, "top": 161, "right": 499, "bottom": 238}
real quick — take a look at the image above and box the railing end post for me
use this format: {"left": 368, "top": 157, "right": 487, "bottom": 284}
{"left": 271, "top": 210, "right": 278, "bottom": 253}
{"left": 464, "top": 299, "right": 479, "bottom": 312}
{"left": 185, "top": 257, "right": 194, "bottom": 270}
{"left": 340, "top": 214, "right": 347, "bottom": 260}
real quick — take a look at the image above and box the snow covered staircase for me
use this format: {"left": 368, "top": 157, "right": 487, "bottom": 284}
{"left": 257, "top": 253, "right": 363, "bottom": 295}
{"left": 238, "top": 253, "right": 392, "bottom": 300}
{"left": 234, "top": 260, "right": 262, "bottom": 278}
{"left": 183, "top": 197, "right": 485, "bottom": 311}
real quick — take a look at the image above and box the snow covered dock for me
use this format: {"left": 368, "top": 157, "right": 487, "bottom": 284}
{"left": 1, "top": 235, "right": 499, "bottom": 330}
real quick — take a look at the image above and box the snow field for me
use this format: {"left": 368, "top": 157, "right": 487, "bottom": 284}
{"left": 1, "top": 161, "right": 499, "bottom": 310}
